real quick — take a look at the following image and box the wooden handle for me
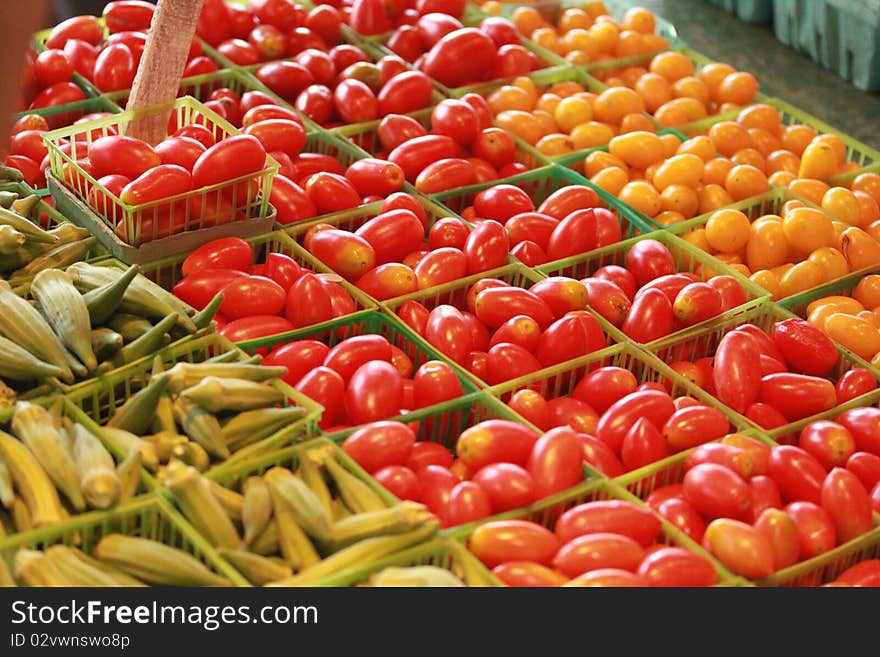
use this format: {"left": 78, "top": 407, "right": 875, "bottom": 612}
{"left": 125, "top": 0, "right": 205, "bottom": 143}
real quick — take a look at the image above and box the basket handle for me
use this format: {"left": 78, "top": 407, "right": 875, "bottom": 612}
{"left": 125, "top": 0, "right": 206, "bottom": 144}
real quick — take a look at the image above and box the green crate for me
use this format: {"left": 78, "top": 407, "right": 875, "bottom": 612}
{"left": 43, "top": 97, "right": 279, "bottom": 262}
{"left": 666, "top": 188, "right": 879, "bottom": 304}
{"left": 331, "top": 105, "right": 550, "bottom": 173}
{"left": 537, "top": 229, "right": 770, "bottom": 345}
{"left": 137, "top": 229, "right": 375, "bottom": 330}
{"left": 316, "top": 536, "right": 503, "bottom": 587}
{"left": 446, "top": 477, "right": 747, "bottom": 586}
{"left": 0, "top": 494, "right": 249, "bottom": 586}
{"left": 678, "top": 96, "right": 880, "bottom": 170}
{"left": 233, "top": 309, "right": 481, "bottom": 430}
{"left": 613, "top": 442, "right": 880, "bottom": 587}
{"left": 647, "top": 298, "right": 880, "bottom": 438}
{"left": 380, "top": 261, "right": 625, "bottom": 389}
{"left": 62, "top": 333, "right": 322, "bottom": 465}
{"left": 431, "top": 163, "right": 654, "bottom": 244}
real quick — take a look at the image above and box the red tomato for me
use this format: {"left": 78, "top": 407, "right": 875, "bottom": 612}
{"left": 464, "top": 220, "right": 509, "bottom": 275}
{"left": 578, "top": 434, "right": 625, "bottom": 477}
{"left": 748, "top": 474, "right": 783, "bottom": 522}
{"left": 745, "top": 402, "right": 789, "bottom": 432}
{"left": 182, "top": 56, "right": 219, "bottom": 78}
{"left": 620, "top": 417, "right": 667, "bottom": 471}
{"left": 154, "top": 137, "right": 206, "bottom": 172}
{"left": 469, "top": 520, "right": 560, "bottom": 568}
{"left": 217, "top": 38, "right": 260, "bottom": 65}
{"left": 446, "top": 481, "right": 492, "bottom": 527}
{"left": 835, "top": 368, "right": 878, "bottom": 404}
{"left": 760, "top": 373, "right": 837, "bottom": 421}
{"left": 397, "top": 300, "right": 430, "bottom": 335}
{"left": 581, "top": 278, "right": 630, "bottom": 327}
{"left": 683, "top": 463, "right": 751, "bottom": 519}
{"left": 526, "top": 427, "right": 584, "bottom": 499}
{"left": 422, "top": 28, "right": 496, "bottom": 88}
{"left": 672, "top": 282, "right": 723, "bottom": 327}
{"left": 173, "top": 269, "right": 248, "bottom": 310}
{"left": 285, "top": 273, "right": 335, "bottom": 327}
{"left": 703, "top": 518, "right": 775, "bottom": 579}
{"left": 489, "top": 315, "right": 541, "bottom": 352}
{"left": 218, "top": 275, "right": 285, "bottom": 319}
{"left": 646, "top": 484, "right": 685, "bottom": 509}
{"left": 431, "top": 99, "right": 479, "bottom": 146}
{"left": 414, "top": 247, "right": 467, "bottom": 289}
{"left": 473, "top": 185, "right": 535, "bottom": 223}
{"left": 323, "top": 335, "right": 392, "bottom": 382}
{"left": 33, "top": 49, "right": 73, "bottom": 88}
{"left": 218, "top": 315, "right": 295, "bottom": 345}
{"left": 28, "top": 81, "right": 86, "bottom": 111}
{"left": 412, "top": 360, "right": 462, "bottom": 409}
{"left": 46, "top": 15, "right": 103, "bottom": 48}
{"left": 406, "top": 443, "right": 453, "bottom": 472}
{"left": 537, "top": 185, "right": 598, "bottom": 220}
{"left": 508, "top": 389, "right": 551, "bottom": 430}
{"left": 785, "top": 501, "right": 837, "bottom": 559}
{"left": 798, "top": 420, "right": 856, "bottom": 469}
{"left": 263, "top": 340, "right": 329, "bottom": 387}
{"left": 344, "top": 360, "right": 403, "bottom": 424}
{"left": 622, "top": 288, "right": 674, "bottom": 343}
{"left": 89, "top": 135, "right": 160, "bottom": 180}
{"left": 423, "top": 305, "right": 473, "bottom": 364}
{"left": 663, "top": 405, "right": 730, "bottom": 452}
{"left": 174, "top": 124, "right": 216, "bottom": 149}
{"left": 530, "top": 278, "right": 589, "bottom": 318}
{"left": 308, "top": 229, "right": 376, "bottom": 281}
{"left": 332, "top": 78, "right": 378, "bottom": 123}
{"left": 753, "top": 508, "right": 800, "bottom": 571}
{"left": 354, "top": 209, "right": 423, "bottom": 264}
{"left": 836, "top": 560, "right": 880, "bottom": 587}
{"left": 713, "top": 330, "right": 762, "bottom": 414}
{"left": 92, "top": 43, "right": 135, "bottom": 92}
{"left": 846, "top": 451, "right": 880, "bottom": 491}
{"left": 344, "top": 159, "right": 405, "bottom": 199}
{"left": 594, "top": 207, "right": 622, "bottom": 247}
{"left": 191, "top": 134, "right": 266, "bottom": 189}
{"left": 469, "top": 463, "right": 533, "bottom": 513}
{"left": 456, "top": 419, "right": 539, "bottom": 470}
{"left": 376, "top": 114, "right": 428, "bottom": 152}
{"left": 303, "top": 172, "right": 362, "bottom": 215}
{"left": 638, "top": 547, "right": 718, "bottom": 587}
{"left": 820, "top": 467, "right": 874, "bottom": 544}
{"left": 565, "top": 569, "right": 647, "bottom": 587}
{"left": 624, "top": 239, "right": 676, "bottom": 287}
{"left": 656, "top": 497, "right": 706, "bottom": 543}
{"left": 545, "top": 210, "right": 598, "bottom": 261}
{"left": 270, "top": 174, "right": 317, "bottom": 225}
{"left": 492, "top": 562, "right": 568, "bottom": 587}
{"left": 595, "top": 389, "right": 675, "bottom": 455}
{"left": 356, "top": 264, "right": 417, "bottom": 300}
{"left": 773, "top": 317, "right": 840, "bottom": 376}
{"left": 341, "top": 421, "right": 415, "bottom": 473}
{"left": 640, "top": 273, "right": 695, "bottom": 304}
{"left": 555, "top": 500, "right": 661, "bottom": 547}
{"left": 243, "top": 119, "right": 306, "bottom": 158}
{"left": 686, "top": 443, "right": 753, "bottom": 480}
{"left": 572, "top": 367, "right": 638, "bottom": 415}
{"left": 553, "top": 533, "right": 645, "bottom": 578}
{"left": 415, "top": 158, "right": 477, "bottom": 194}
{"left": 708, "top": 275, "right": 747, "bottom": 312}
{"left": 374, "top": 465, "right": 421, "bottom": 501}
{"left": 505, "top": 212, "right": 557, "bottom": 250}
{"left": 768, "top": 445, "right": 827, "bottom": 504}
{"left": 836, "top": 407, "right": 880, "bottom": 455}
{"left": 415, "top": 12, "right": 463, "bottom": 49}
{"left": 473, "top": 128, "right": 516, "bottom": 168}
{"left": 485, "top": 342, "right": 542, "bottom": 384}
{"left": 475, "top": 286, "right": 554, "bottom": 329}
{"left": 593, "top": 265, "right": 636, "bottom": 300}
{"left": 120, "top": 164, "right": 192, "bottom": 206}
{"left": 388, "top": 134, "right": 460, "bottom": 181}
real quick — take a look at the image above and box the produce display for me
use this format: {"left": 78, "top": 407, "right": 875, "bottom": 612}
{"left": 1, "top": 0, "right": 879, "bottom": 588}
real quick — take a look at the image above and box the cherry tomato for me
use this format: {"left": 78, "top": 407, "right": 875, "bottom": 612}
{"left": 835, "top": 560, "right": 880, "bottom": 587}
{"left": 572, "top": 367, "right": 638, "bottom": 415}
{"left": 397, "top": 300, "right": 430, "bottom": 335}
{"left": 191, "top": 134, "right": 266, "bottom": 189}
{"left": 446, "top": 481, "right": 492, "bottom": 527}
{"left": 263, "top": 340, "right": 329, "bottom": 387}
{"left": 526, "top": 427, "right": 584, "bottom": 499}
{"left": 846, "top": 451, "right": 880, "bottom": 491}
{"left": 464, "top": 219, "right": 509, "bottom": 275}
{"left": 708, "top": 275, "right": 747, "bottom": 312}
{"left": 46, "top": 15, "right": 103, "bottom": 48}
{"left": 686, "top": 442, "right": 753, "bottom": 480}
{"left": 507, "top": 389, "right": 551, "bottom": 431}
{"left": 622, "top": 288, "right": 674, "bottom": 343}
{"left": 120, "top": 164, "right": 192, "bottom": 206}
{"left": 173, "top": 269, "right": 248, "bottom": 310}
{"left": 638, "top": 547, "right": 718, "bottom": 587}
{"left": 218, "top": 315, "right": 295, "bottom": 346}
{"left": 704, "top": 518, "right": 775, "bottom": 579}
{"left": 407, "top": 443, "right": 454, "bottom": 472}
{"left": 581, "top": 278, "right": 631, "bottom": 327}
{"left": 412, "top": 360, "right": 463, "bottom": 409}
{"left": 663, "top": 405, "right": 730, "bottom": 452}
{"left": 217, "top": 275, "right": 285, "bottom": 319}
{"left": 415, "top": 158, "right": 477, "bottom": 194}
{"left": 713, "top": 330, "right": 762, "bottom": 414}
{"left": 596, "top": 389, "right": 675, "bottom": 455}
{"left": 835, "top": 368, "right": 878, "bottom": 404}
{"left": 308, "top": 229, "right": 376, "bottom": 281}
{"left": 323, "top": 335, "right": 392, "bottom": 382}
{"left": 578, "top": 434, "right": 625, "bottom": 477}
{"left": 474, "top": 184, "right": 535, "bottom": 223}
{"left": 553, "top": 533, "right": 645, "bottom": 578}
{"left": 341, "top": 421, "right": 415, "bottom": 473}
{"left": 537, "top": 185, "right": 598, "bottom": 221}
{"left": 785, "top": 501, "right": 837, "bottom": 560}
{"left": 799, "top": 420, "right": 856, "bottom": 469}
{"left": 285, "top": 273, "right": 335, "bottom": 327}
{"left": 469, "top": 520, "right": 560, "bottom": 568}
{"left": 414, "top": 247, "right": 467, "bottom": 289}
{"left": 683, "top": 463, "right": 751, "bottom": 519}
{"left": 374, "top": 465, "right": 421, "bottom": 502}
{"left": 593, "top": 265, "right": 637, "bottom": 300}
{"left": 754, "top": 508, "right": 800, "bottom": 571}
{"left": 836, "top": 407, "right": 880, "bottom": 455}
{"left": 768, "top": 445, "right": 827, "bottom": 504}
{"left": 673, "top": 282, "right": 723, "bottom": 327}
{"left": 89, "top": 135, "right": 160, "bottom": 180}
{"left": 344, "top": 361, "right": 403, "bottom": 424}
{"left": 556, "top": 500, "right": 661, "bottom": 547}
{"left": 760, "top": 373, "right": 837, "bottom": 421}
{"left": 492, "top": 562, "right": 568, "bottom": 587}
{"left": 456, "top": 419, "right": 540, "bottom": 470}
{"left": 424, "top": 305, "right": 473, "bottom": 364}
{"left": 416, "top": 464, "right": 459, "bottom": 518}
{"left": 422, "top": 28, "right": 496, "bottom": 88}
{"left": 270, "top": 174, "right": 317, "bottom": 225}
{"left": 621, "top": 417, "right": 667, "bottom": 471}
{"left": 656, "top": 497, "right": 706, "bottom": 543}
{"left": 475, "top": 286, "right": 554, "bottom": 329}
{"left": 486, "top": 342, "right": 543, "bottom": 384}
{"left": 820, "top": 467, "right": 874, "bottom": 544}
{"left": 773, "top": 318, "right": 840, "bottom": 376}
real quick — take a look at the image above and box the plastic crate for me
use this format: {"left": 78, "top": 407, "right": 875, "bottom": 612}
{"left": 537, "top": 229, "right": 770, "bottom": 345}
{"left": 431, "top": 163, "right": 654, "bottom": 248}
{"left": 381, "top": 261, "right": 625, "bottom": 388}
{"left": 666, "top": 188, "right": 879, "bottom": 303}
{"left": 706, "top": 0, "right": 774, "bottom": 24}
{"left": 331, "top": 105, "right": 550, "bottom": 173}
{"left": 678, "top": 96, "right": 880, "bottom": 170}
{"left": 446, "top": 477, "right": 747, "bottom": 586}
{"left": 614, "top": 444, "right": 880, "bottom": 587}
{"left": 43, "top": 96, "right": 279, "bottom": 262}
{"left": 773, "top": 0, "right": 880, "bottom": 92}
{"left": 62, "top": 333, "right": 322, "bottom": 465}
{"left": 647, "top": 299, "right": 880, "bottom": 438}
{"left": 0, "top": 494, "right": 249, "bottom": 587}
{"left": 232, "top": 309, "right": 482, "bottom": 429}
{"left": 137, "top": 229, "right": 375, "bottom": 332}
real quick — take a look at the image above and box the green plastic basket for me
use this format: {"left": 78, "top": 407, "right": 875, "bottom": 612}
{"left": 233, "top": 309, "right": 482, "bottom": 430}
{"left": 666, "top": 187, "right": 880, "bottom": 304}
{"left": 677, "top": 96, "right": 880, "bottom": 170}
{"left": 381, "top": 261, "right": 627, "bottom": 388}
{"left": 447, "top": 477, "right": 747, "bottom": 586}
{"left": 42, "top": 96, "right": 279, "bottom": 262}
{"left": 613, "top": 442, "right": 880, "bottom": 587}
{"left": 0, "top": 493, "right": 249, "bottom": 586}
{"left": 647, "top": 298, "right": 880, "bottom": 437}
{"left": 137, "top": 229, "right": 376, "bottom": 330}
{"left": 331, "top": 105, "right": 550, "bottom": 173}
{"left": 430, "top": 162, "right": 655, "bottom": 244}
{"left": 537, "top": 229, "right": 770, "bottom": 345}
{"left": 62, "top": 333, "right": 322, "bottom": 465}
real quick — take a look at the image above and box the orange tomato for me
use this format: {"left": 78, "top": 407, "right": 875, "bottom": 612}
{"left": 788, "top": 178, "right": 830, "bottom": 205}
{"left": 634, "top": 72, "right": 673, "bottom": 112}
{"left": 750, "top": 269, "right": 782, "bottom": 300}
{"left": 705, "top": 208, "right": 751, "bottom": 253}
{"left": 652, "top": 102, "right": 690, "bottom": 127}
{"left": 619, "top": 180, "right": 662, "bottom": 216}
{"left": 654, "top": 210, "right": 687, "bottom": 226}
{"left": 702, "top": 157, "right": 735, "bottom": 186}
{"left": 782, "top": 206, "right": 835, "bottom": 254}
{"left": 590, "top": 166, "right": 629, "bottom": 195}
{"left": 489, "top": 86, "right": 535, "bottom": 113}
{"left": 824, "top": 313, "right": 880, "bottom": 359}
{"left": 725, "top": 164, "right": 768, "bottom": 201}
{"left": 854, "top": 274, "right": 880, "bottom": 310}
{"left": 709, "top": 121, "right": 753, "bottom": 157}
{"left": 821, "top": 187, "right": 862, "bottom": 226}
{"left": 737, "top": 104, "right": 782, "bottom": 135}
{"left": 678, "top": 135, "right": 716, "bottom": 162}
{"left": 768, "top": 170, "right": 797, "bottom": 187}
{"left": 854, "top": 190, "right": 880, "bottom": 226}
{"left": 672, "top": 76, "right": 710, "bottom": 107}
{"left": 649, "top": 51, "right": 695, "bottom": 82}
{"left": 608, "top": 131, "right": 665, "bottom": 169}
{"left": 593, "top": 86, "right": 645, "bottom": 124}
{"left": 558, "top": 8, "right": 593, "bottom": 32}
{"left": 806, "top": 296, "right": 864, "bottom": 316}
{"left": 496, "top": 110, "right": 544, "bottom": 145}
{"left": 554, "top": 95, "right": 593, "bottom": 132}
{"left": 748, "top": 128, "right": 784, "bottom": 157}
{"left": 840, "top": 227, "right": 880, "bottom": 270}
{"left": 766, "top": 149, "right": 800, "bottom": 174}
{"left": 652, "top": 153, "right": 705, "bottom": 190}
{"left": 808, "top": 246, "right": 849, "bottom": 282}
{"left": 514, "top": 6, "right": 550, "bottom": 35}
{"left": 779, "top": 260, "right": 824, "bottom": 297}
{"left": 852, "top": 172, "right": 880, "bottom": 203}
{"left": 660, "top": 184, "right": 700, "bottom": 218}
{"left": 698, "top": 183, "right": 734, "bottom": 214}
{"left": 811, "top": 134, "right": 846, "bottom": 165}
{"left": 659, "top": 132, "right": 683, "bottom": 157}
{"left": 732, "top": 148, "right": 767, "bottom": 172}
{"left": 716, "top": 72, "right": 758, "bottom": 106}
{"left": 621, "top": 7, "right": 657, "bottom": 34}
{"left": 585, "top": 150, "right": 628, "bottom": 177}
{"left": 536, "top": 133, "right": 575, "bottom": 156}
{"left": 619, "top": 112, "right": 657, "bottom": 134}
{"left": 781, "top": 124, "right": 818, "bottom": 156}
{"left": 747, "top": 219, "right": 789, "bottom": 271}
{"left": 699, "top": 62, "right": 736, "bottom": 99}
{"left": 570, "top": 121, "right": 615, "bottom": 149}
{"left": 799, "top": 141, "right": 838, "bottom": 179}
